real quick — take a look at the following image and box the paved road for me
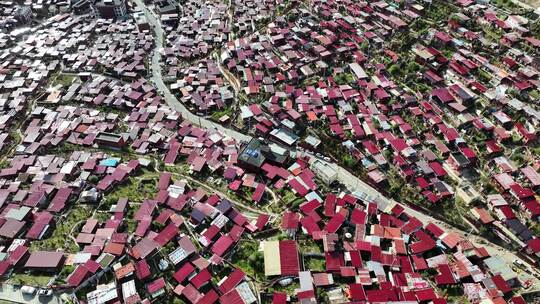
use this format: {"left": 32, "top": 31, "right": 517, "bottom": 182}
{"left": 133, "top": 0, "right": 540, "bottom": 289}
{"left": 0, "top": 284, "right": 62, "bottom": 304}
{"left": 133, "top": 0, "right": 251, "bottom": 143}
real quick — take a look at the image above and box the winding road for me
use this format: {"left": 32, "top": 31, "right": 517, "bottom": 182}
{"left": 133, "top": 0, "right": 251, "bottom": 143}
{"left": 132, "top": 0, "right": 540, "bottom": 289}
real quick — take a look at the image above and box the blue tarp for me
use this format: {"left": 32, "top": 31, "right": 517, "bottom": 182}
{"left": 99, "top": 158, "right": 119, "bottom": 167}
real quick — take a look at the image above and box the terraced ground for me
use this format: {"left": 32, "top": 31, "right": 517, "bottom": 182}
{"left": 522, "top": 0, "right": 540, "bottom": 7}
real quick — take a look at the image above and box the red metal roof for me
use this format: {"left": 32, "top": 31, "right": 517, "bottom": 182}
{"left": 425, "top": 222, "right": 444, "bottom": 238}
{"left": 218, "top": 268, "right": 245, "bottom": 294}
{"left": 252, "top": 183, "right": 265, "bottom": 202}
{"left": 255, "top": 214, "right": 269, "bottom": 231}
{"left": 153, "top": 223, "right": 178, "bottom": 246}
{"left": 281, "top": 212, "right": 299, "bottom": 230}
{"left": 197, "top": 289, "right": 219, "bottom": 304}
{"left": 48, "top": 187, "right": 72, "bottom": 213}
{"left": 415, "top": 288, "right": 437, "bottom": 302}
{"left": 173, "top": 263, "right": 195, "bottom": 283}
{"left": 190, "top": 268, "right": 211, "bottom": 289}
{"left": 272, "top": 292, "right": 287, "bottom": 304}
{"left": 220, "top": 289, "right": 244, "bottom": 304}
{"left": 279, "top": 240, "right": 300, "bottom": 276}
{"left": 325, "top": 213, "right": 345, "bottom": 233}
{"left": 435, "top": 264, "right": 457, "bottom": 285}
{"left": 211, "top": 235, "right": 234, "bottom": 256}
{"left": 67, "top": 265, "right": 89, "bottom": 287}
{"left": 492, "top": 274, "right": 512, "bottom": 294}
{"left": 0, "top": 261, "right": 10, "bottom": 277}
{"left": 146, "top": 277, "right": 165, "bottom": 294}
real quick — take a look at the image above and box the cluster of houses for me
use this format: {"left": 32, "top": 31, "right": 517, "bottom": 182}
{"left": 169, "top": 59, "right": 235, "bottom": 114}
{"left": 155, "top": 0, "right": 291, "bottom": 63}
{"left": 0, "top": 150, "right": 134, "bottom": 276}
{"left": 0, "top": 12, "right": 155, "bottom": 154}
{"left": 0, "top": 142, "right": 263, "bottom": 303}
{"left": 0, "top": 0, "right": 70, "bottom": 36}
{"left": 232, "top": 0, "right": 284, "bottom": 36}
{"left": 0, "top": 0, "right": 539, "bottom": 302}
{"left": 155, "top": 0, "right": 230, "bottom": 60}
{"left": 4, "top": 14, "right": 153, "bottom": 79}
{"left": 69, "top": 168, "right": 263, "bottom": 304}
{"left": 263, "top": 178, "right": 532, "bottom": 303}
{"left": 0, "top": 4, "right": 30, "bottom": 37}
{"left": 161, "top": 0, "right": 540, "bottom": 261}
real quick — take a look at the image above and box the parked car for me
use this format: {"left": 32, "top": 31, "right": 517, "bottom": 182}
{"left": 38, "top": 289, "right": 53, "bottom": 297}
{"left": 513, "top": 259, "right": 526, "bottom": 269}
{"left": 21, "top": 286, "right": 36, "bottom": 295}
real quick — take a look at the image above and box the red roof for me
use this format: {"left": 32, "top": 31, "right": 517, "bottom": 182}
{"left": 279, "top": 240, "right": 300, "bottom": 275}
{"left": 67, "top": 266, "right": 89, "bottom": 287}
{"left": 429, "top": 162, "right": 447, "bottom": 176}
{"left": 325, "top": 251, "right": 344, "bottom": 272}
{"left": 366, "top": 289, "right": 398, "bottom": 302}
{"left": 190, "top": 269, "right": 211, "bottom": 289}
{"left": 84, "top": 260, "right": 101, "bottom": 273}
{"left": 349, "top": 283, "right": 366, "bottom": 301}
{"left": 416, "top": 288, "right": 437, "bottom": 302}
{"left": 410, "top": 232, "right": 436, "bottom": 254}
{"left": 153, "top": 223, "right": 178, "bottom": 246}
{"left": 492, "top": 274, "right": 512, "bottom": 293}
{"left": 416, "top": 177, "right": 430, "bottom": 189}
{"left": 324, "top": 194, "right": 337, "bottom": 217}
{"left": 252, "top": 183, "right": 265, "bottom": 202}
{"left": 173, "top": 263, "right": 195, "bottom": 283}
{"left": 135, "top": 259, "right": 151, "bottom": 280}
{"left": 24, "top": 251, "right": 64, "bottom": 269}
{"left": 220, "top": 289, "right": 244, "bottom": 304}
{"left": 300, "top": 200, "right": 321, "bottom": 214}
{"left": 272, "top": 292, "right": 287, "bottom": 304}
{"left": 350, "top": 208, "right": 366, "bottom": 225}
{"left": 412, "top": 255, "right": 428, "bottom": 271}
{"left": 300, "top": 216, "right": 321, "bottom": 236}
{"left": 197, "top": 290, "right": 219, "bottom": 304}
{"left": 146, "top": 277, "right": 165, "bottom": 294}
{"left": 255, "top": 214, "right": 270, "bottom": 231}
{"left": 48, "top": 187, "right": 72, "bottom": 213}
{"left": 0, "top": 261, "right": 10, "bottom": 277}
{"left": 511, "top": 296, "right": 527, "bottom": 304}
{"left": 432, "top": 88, "right": 455, "bottom": 103}
{"left": 288, "top": 178, "right": 309, "bottom": 196}
{"left": 435, "top": 264, "right": 457, "bottom": 285}
{"left": 325, "top": 213, "right": 345, "bottom": 233}
{"left": 281, "top": 212, "right": 299, "bottom": 230}
{"left": 218, "top": 268, "right": 245, "bottom": 294}
{"left": 211, "top": 235, "right": 234, "bottom": 256}
{"left": 510, "top": 184, "right": 535, "bottom": 200}
{"left": 527, "top": 238, "right": 540, "bottom": 253}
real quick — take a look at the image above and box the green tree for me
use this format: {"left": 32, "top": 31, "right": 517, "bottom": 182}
{"left": 88, "top": 175, "right": 99, "bottom": 184}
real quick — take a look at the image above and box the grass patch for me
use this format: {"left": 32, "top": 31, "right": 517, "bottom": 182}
{"left": 433, "top": 198, "right": 470, "bottom": 231}
{"left": 277, "top": 189, "right": 304, "bottom": 210}
{"left": 30, "top": 206, "right": 91, "bottom": 253}
{"left": 53, "top": 74, "right": 77, "bottom": 87}
{"left": 8, "top": 273, "right": 53, "bottom": 287}
{"left": 230, "top": 241, "right": 264, "bottom": 280}
{"left": 210, "top": 107, "right": 233, "bottom": 121}
{"left": 104, "top": 170, "right": 158, "bottom": 204}
{"left": 304, "top": 257, "right": 325, "bottom": 272}
{"left": 299, "top": 239, "right": 322, "bottom": 254}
